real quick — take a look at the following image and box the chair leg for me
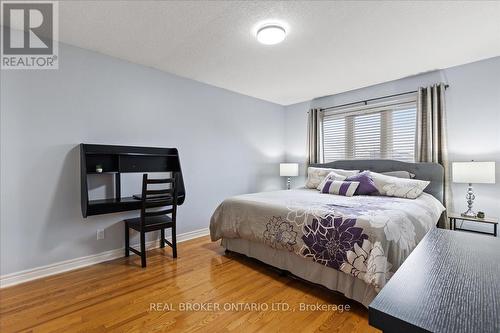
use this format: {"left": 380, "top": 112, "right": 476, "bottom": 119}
{"left": 124, "top": 223, "right": 130, "bottom": 257}
{"left": 140, "top": 232, "right": 146, "bottom": 268}
{"left": 160, "top": 229, "right": 165, "bottom": 248}
{"left": 172, "top": 224, "right": 177, "bottom": 259}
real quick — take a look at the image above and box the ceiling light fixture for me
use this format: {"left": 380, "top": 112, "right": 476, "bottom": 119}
{"left": 256, "top": 25, "right": 286, "bottom": 45}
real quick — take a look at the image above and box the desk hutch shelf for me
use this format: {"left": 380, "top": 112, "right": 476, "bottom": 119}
{"left": 80, "top": 144, "right": 185, "bottom": 218}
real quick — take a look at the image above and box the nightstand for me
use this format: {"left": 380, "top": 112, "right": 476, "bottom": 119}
{"left": 449, "top": 212, "right": 498, "bottom": 237}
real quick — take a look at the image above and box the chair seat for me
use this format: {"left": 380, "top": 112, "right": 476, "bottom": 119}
{"left": 125, "top": 215, "right": 173, "bottom": 232}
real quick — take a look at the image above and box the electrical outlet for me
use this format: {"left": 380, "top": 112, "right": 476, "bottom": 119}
{"left": 97, "top": 229, "right": 105, "bottom": 240}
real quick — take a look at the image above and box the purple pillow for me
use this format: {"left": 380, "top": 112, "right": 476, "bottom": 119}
{"left": 345, "top": 171, "right": 378, "bottom": 195}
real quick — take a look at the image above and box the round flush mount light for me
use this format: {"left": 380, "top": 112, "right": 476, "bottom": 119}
{"left": 256, "top": 25, "right": 286, "bottom": 45}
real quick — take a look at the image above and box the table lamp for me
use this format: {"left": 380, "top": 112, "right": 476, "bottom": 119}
{"left": 452, "top": 161, "right": 496, "bottom": 217}
{"left": 280, "top": 163, "right": 299, "bottom": 190}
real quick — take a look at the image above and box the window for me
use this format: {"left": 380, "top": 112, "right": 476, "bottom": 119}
{"left": 322, "top": 97, "right": 417, "bottom": 163}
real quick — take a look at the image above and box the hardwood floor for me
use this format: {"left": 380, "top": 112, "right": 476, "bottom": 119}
{"left": 0, "top": 236, "right": 379, "bottom": 333}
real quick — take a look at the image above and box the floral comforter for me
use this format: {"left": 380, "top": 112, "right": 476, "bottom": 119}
{"left": 210, "top": 188, "right": 445, "bottom": 291}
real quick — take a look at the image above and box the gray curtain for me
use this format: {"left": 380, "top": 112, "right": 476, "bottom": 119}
{"left": 416, "top": 83, "right": 449, "bottom": 228}
{"left": 307, "top": 108, "right": 322, "bottom": 165}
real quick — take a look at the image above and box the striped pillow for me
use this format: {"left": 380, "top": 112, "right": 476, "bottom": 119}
{"left": 316, "top": 171, "right": 347, "bottom": 190}
{"left": 320, "top": 180, "right": 360, "bottom": 197}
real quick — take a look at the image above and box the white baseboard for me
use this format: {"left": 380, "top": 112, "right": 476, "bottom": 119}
{"left": 0, "top": 227, "right": 209, "bottom": 288}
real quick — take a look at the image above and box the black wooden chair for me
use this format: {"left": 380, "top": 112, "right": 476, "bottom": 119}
{"left": 124, "top": 173, "right": 178, "bottom": 267}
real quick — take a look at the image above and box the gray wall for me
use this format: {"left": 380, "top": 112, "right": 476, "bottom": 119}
{"left": 284, "top": 101, "right": 310, "bottom": 188}
{"left": 0, "top": 43, "right": 286, "bottom": 275}
{"left": 285, "top": 57, "right": 500, "bottom": 233}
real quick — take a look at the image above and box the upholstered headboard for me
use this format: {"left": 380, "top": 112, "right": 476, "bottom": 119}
{"left": 311, "top": 159, "right": 444, "bottom": 204}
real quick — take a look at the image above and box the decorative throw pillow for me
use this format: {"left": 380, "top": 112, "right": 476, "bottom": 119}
{"left": 316, "top": 171, "right": 347, "bottom": 190}
{"left": 345, "top": 171, "right": 378, "bottom": 195}
{"left": 305, "top": 167, "right": 359, "bottom": 189}
{"left": 320, "top": 180, "right": 360, "bottom": 197}
{"left": 381, "top": 171, "right": 416, "bottom": 179}
{"left": 370, "top": 172, "right": 430, "bottom": 199}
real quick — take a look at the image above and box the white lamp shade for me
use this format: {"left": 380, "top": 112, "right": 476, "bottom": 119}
{"left": 452, "top": 161, "right": 496, "bottom": 184}
{"left": 280, "top": 163, "right": 299, "bottom": 177}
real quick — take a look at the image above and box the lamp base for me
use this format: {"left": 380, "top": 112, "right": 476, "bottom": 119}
{"left": 461, "top": 183, "right": 476, "bottom": 218}
{"left": 461, "top": 209, "right": 476, "bottom": 218}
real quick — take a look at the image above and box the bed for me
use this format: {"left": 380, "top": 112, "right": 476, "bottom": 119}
{"left": 210, "top": 159, "right": 445, "bottom": 306}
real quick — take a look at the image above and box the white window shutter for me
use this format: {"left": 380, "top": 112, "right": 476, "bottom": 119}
{"left": 322, "top": 99, "right": 417, "bottom": 162}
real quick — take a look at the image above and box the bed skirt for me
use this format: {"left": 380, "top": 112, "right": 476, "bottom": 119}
{"left": 221, "top": 237, "right": 377, "bottom": 307}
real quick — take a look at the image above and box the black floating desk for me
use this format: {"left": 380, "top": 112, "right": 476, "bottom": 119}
{"left": 80, "top": 144, "right": 185, "bottom": 218}
{"left": 369, "top": 228, "right": 500, "bottom": 333}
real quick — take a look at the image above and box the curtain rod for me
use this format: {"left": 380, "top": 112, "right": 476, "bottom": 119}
{"left": 320, "top": 84, "right": 449, "bottom": 112}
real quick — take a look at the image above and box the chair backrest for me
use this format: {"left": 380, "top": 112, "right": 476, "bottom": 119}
{"left": 140, "top": 173, "right": 178, "bottom": 226}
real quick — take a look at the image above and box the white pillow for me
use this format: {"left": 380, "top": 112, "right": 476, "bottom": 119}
{"left": 305, "top": 167, "right": 359, "bottom": 189}
{"left": 316, "top": 171, "right": 347, "bottom": 190}
{"left": 370, "top": 171, "right": 430, "bottom": 199}
{"left": 381, "top": 171, "right": 416, "bottom": 179}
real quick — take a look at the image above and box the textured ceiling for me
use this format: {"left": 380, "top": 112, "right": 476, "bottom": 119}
{"left": 22, "top": 1, "right": 500, "bottom": 104}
